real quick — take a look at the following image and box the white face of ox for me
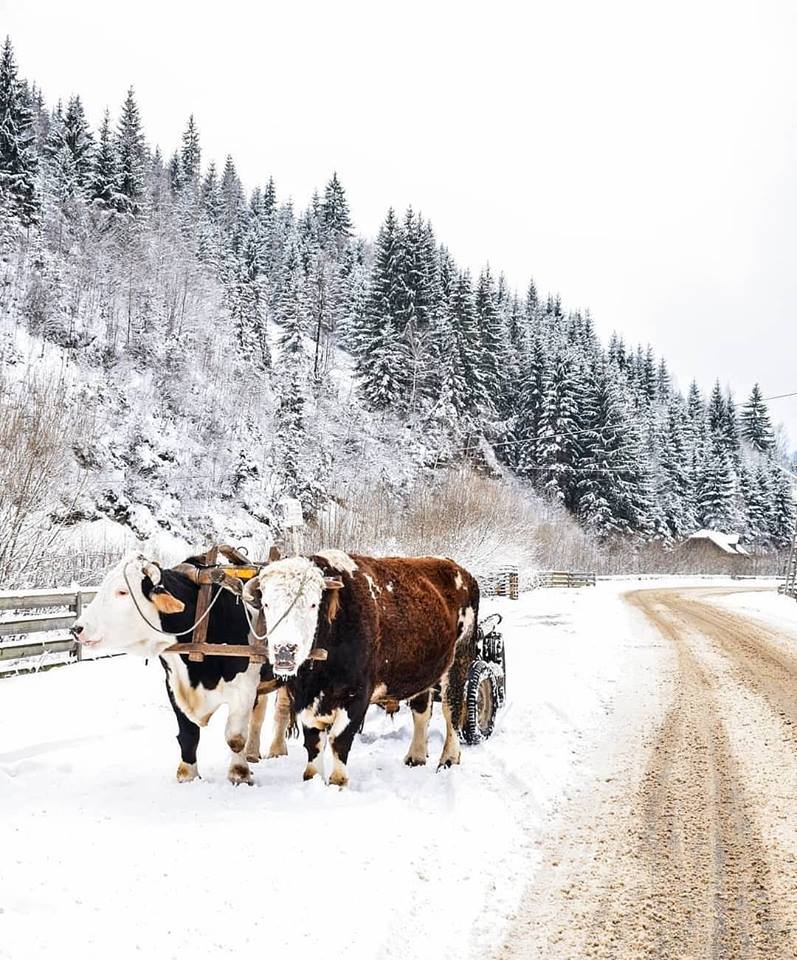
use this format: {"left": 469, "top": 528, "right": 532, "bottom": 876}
{"left": 71, "top": 553, "right": 185, "bottom": 658}
{"left": 252, "top": 558, "right": 328, "bottom": 677}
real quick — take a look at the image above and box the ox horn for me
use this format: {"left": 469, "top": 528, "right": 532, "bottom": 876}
{"left": 142, "top": 560, "right": 162, "bottom": 586}
{"left": 242, "top": 575, "right": 263, "bottom": 608}
{"left": 324, "top": 578, "right": 344, "bottom": 590}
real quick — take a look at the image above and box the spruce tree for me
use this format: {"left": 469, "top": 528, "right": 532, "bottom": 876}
{"left": 219, "top": 155, "right": 244, "bottom": 232}
{"left": 180, "top": 114, "right": 201, "bottom": 186}
{"left": 88, "top": 109, "right": 123, "bottom": 212}
{"left": 514, "top": 337, "right": 547, "bottom": 477}
{"left": 740, "top": 384, "right": 775, "bottom": 454}
{"left": 578, "top": 361, "right": 653, "bottom": 539}
{"left": 274, "top": 235, "right": 307, "bottom": 357}
{"left": 769, "top": 467, "right": 796, "bottom": 547}
{"left": 697, "top": 438, "right": 737, "bottom": 532}
{"left": 0, "top": 37, "right": 38, "bottom": 225}
{"left": 444, "top": 270, "right": 486, "bottom": 420}
{"left": 537, "top": 354, "right": 583, "bottom": 511}
{"left": 62, "top": 95, "right": 93, "bottom": 187}
{"left": 355, "top": 208, "right": 407, "bottom": 410}
{"left": 321, "top": 171, "right": 352, "bottom": 240}
{"left": 115, "top": 88, "right": 146, "bottom": 215}
{"left": 474, "top": 266, "right": 503, "bottom": 409}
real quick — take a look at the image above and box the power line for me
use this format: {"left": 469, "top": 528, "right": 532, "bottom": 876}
{"left": 763, "top": 390, "right": 797, "bottom": 402}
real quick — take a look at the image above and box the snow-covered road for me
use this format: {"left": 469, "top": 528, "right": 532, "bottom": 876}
{"left": 1, "top": 583, "right": 679, "bottom": 959}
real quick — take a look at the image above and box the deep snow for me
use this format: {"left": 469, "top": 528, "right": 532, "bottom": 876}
{"left": 1, "top": 582, "right": 676, "bottom": 960}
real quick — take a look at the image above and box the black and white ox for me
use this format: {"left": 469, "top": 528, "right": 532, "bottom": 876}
{"left": 71, "top": 552, "right": 292, "bottom": 785}
{"left": 241, "top": 549, "right": 480, "bottom": 788}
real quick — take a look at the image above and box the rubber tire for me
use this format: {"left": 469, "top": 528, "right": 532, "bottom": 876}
{"left": 462, "top": 660, "right": 499, "bottom": 745}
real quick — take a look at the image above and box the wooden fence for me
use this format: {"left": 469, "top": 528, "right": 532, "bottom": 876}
{"left": 0, "top": 588, "right": 97, "bottom": 666}
{"left": 480, "top": 566, "right": 520, "bottom": 600}
{"left": 536, "top": 571, "right": 597, "bottom": 589}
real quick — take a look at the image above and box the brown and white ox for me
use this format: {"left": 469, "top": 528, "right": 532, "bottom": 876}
{"left": 70, "top": 552, "right": 293, "bottom": 785}
{"left": 241, "top": 549, "right": 480, "bottom": 787}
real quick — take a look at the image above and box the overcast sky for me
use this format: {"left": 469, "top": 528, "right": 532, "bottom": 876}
{"left": 3, "top": 0, "right": 796, "bottom": 444}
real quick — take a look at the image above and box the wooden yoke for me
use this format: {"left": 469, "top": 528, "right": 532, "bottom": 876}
{"left": 188, "top": 544, "right": 217, "bottom": 661}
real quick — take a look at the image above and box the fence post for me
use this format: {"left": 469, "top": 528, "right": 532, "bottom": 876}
{"left": 74, "top": 590, "right": 83, "bottom": 662}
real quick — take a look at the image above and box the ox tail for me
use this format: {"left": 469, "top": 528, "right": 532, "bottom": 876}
{"left": 446, "top": 576, "right": 480, "bottom": 734}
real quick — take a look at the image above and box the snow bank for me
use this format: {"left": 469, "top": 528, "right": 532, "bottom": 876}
{"left": 0, "top": 583, "right": 664, "bottom": 959}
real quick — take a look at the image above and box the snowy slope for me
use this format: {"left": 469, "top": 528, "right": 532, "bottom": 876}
{"left": 0, "top": 585, "right": 668, "bottom": 960}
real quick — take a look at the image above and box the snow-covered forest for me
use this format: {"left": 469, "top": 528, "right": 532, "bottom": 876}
{"left": 0, "top": 37, "right": 794, "bottom": 586}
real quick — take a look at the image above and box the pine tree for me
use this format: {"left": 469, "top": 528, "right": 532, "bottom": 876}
{"left": 537, "top": 354, "right": 583, "bottom": 511}
{"left": 474, "top": 266, "right": 503, "bottom": 410}
{"left": 656, "top": 396, "right": 697, "bottom": 537}
{"left": 443, "top": 270, "right": 486, "bottom": 420}
{"left": 180, "top": 114, "right": 201, "bottom": 186}
{"left": 62, "top": 95, "right": 93, "bottom": 187}
{"left": 354, "top": 208, "right": 407, "bottom": 410}
{"left": 740, "top": 384, "right": 775, "bottom": 454}
{"left": 707, "top": 381, "right": 726, "bottom": 436}
{"left": 88, "top": 109, "right": 123, "bottom": 213}
{"left": 274, "top": 235, "right": 307, "bottom": 359}
{"left": 321, "top": 171, "right": 352, "bottom": 241}
{"left": 578, "top": 361, "right": 653, "bottom": 539}
{"left": 219, "top": 154, "right": 244, "bottom": 232}
{"left": 0, "top": 37, "right": 38, "bottom": 225}
{"left": 697, "top": 438, "right": 737, "bottom": 532}
{"left": 114, "top": 88, "right": 146, "bottom": 214}
{"left": 769, "top": 467, "right": 796, "bottom": 547}
{"left": 514, "top": 337, "right": 547, "bottom": 477}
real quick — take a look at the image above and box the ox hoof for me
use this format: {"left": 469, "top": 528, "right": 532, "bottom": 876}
{"left": 404, "top": 753, "right": 427, "bottom": 767}
{"left": 328, "top": 770, "right": 349, "bottom": 788}
{"left": 176, "top": 762, "right": 199, "bottom": 783}
{"left": 228, "top": 764, "right": 254, "bottom": 786}
{"left": 246, "top": 753, "right": 261, "bottom": 764}
{"left": 266, "top": 742, "right": 289, "bottom": 759}
{"left": 303, "top": 764, "right": 319, "bottom": 781}
{"left": 436, "top": 754, "right": 461, "bottom": 771}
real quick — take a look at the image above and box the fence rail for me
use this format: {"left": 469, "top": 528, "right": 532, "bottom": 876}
{"left": 537, "top": 571, "right": 597, "bottom": 589}
{"left": 0, "top": 588, "right": 96, "bottom": 665}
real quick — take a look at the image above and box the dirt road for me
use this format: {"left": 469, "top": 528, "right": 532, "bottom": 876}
{"left": 498, "top": 586, "right": 797, "bottom": 960}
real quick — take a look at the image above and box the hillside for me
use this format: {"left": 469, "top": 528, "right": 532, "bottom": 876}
{"left": 0, "top": 37, "right": 794, "bottom": 587}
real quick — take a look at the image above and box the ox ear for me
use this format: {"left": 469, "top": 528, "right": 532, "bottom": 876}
{"left": 150, "top": 587, "right": 185, "bottom": 614}
{"left": 242, "top": 576, "right": 263, "bottom": 609}
{"left": 268, "top": 545, "right": 282, "bottom": 563}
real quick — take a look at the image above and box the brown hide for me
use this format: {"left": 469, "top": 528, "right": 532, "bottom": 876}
{"left": 315, "top": 554, "right": 479, "bottom": 704}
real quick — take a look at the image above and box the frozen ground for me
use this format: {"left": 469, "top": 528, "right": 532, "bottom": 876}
{"left": 0, "top": 582, "right": 695, "bottom": 960}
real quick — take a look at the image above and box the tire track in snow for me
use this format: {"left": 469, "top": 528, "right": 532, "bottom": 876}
{"left": 496, "top": 586, "right": 797, "bottom": 960}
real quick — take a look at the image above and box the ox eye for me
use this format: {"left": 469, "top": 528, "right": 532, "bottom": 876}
{"left": 116, "top": 589, "right": 128, "bottom": 597}
{"left": 310, "top": 603, "right": 317, "bottom": 609}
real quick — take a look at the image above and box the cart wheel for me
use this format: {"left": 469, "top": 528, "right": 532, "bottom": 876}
{"left": 496, "top": 641, "right": 506, "bottom": 705}
{"left": 462, "top": 660, "right": 499, "bottom": 745}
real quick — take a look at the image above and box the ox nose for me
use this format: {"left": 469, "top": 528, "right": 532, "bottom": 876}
{"left": 273, "top": 644, "right": 298, "bottom": 668}
{"left": 70, "top": 624, "right": 84, "bottom": 639}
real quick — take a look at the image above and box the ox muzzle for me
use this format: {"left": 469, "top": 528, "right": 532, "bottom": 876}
{"left": 272, "top": 643, "right": 299, "bottom": 675}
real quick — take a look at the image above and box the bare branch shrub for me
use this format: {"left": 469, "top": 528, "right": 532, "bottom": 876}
{"left": 303, "top": 467, "right": 542, "bottom": 576}
{"left": 0, "top": 371, "right": 86, "bottom": 587}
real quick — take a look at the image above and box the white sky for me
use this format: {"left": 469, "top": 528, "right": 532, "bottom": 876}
{"left": 3, "top": 0, "right": 796, "bottom": 444}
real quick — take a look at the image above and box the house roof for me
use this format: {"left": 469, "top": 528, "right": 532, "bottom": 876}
{"left": 685, "top": 529, "right": 750, "bottom": 556}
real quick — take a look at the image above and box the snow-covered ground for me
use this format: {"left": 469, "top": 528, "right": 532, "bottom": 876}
{"left": 707, "top": 582, "right": 797, "bottom": 628}
{"left": 2, "top": 583, "right": 673, "bottom": 960}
